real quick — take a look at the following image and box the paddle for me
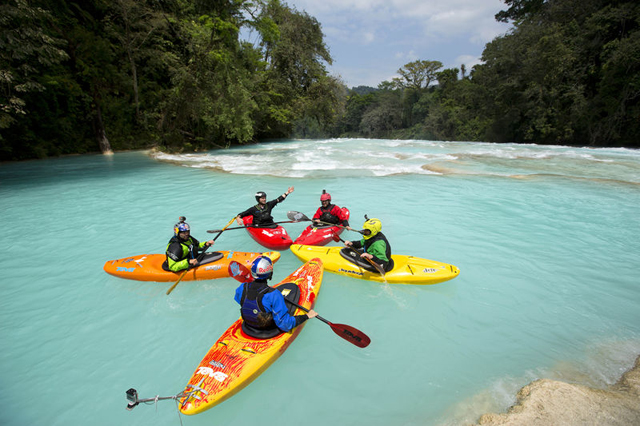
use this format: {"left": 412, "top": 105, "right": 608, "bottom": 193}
{"left": 228, "top": 261, "right": 371, "bottom": 348}
{"left": 286, "top": 211, "right": 364, "bottom": 234}
{"left": 332, "top": 233, "right": 386, "bottom": 277}
{"left": 166, "top": 216, "right": 236, "bottom": 295}
{"left": 206, "top": 219, "right": 300, "bottom": 233}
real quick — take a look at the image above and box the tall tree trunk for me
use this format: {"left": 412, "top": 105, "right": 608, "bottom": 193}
{"left": 128, "top": 50, "right": 140, "bottom": 118}
{"left": 93, "top": 94, "right": 113, "bottom": 155}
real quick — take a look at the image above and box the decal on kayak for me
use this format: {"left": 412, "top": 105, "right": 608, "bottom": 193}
{"left": 116, "top": 267, "right": 135, "bottom": 272}
{"left": 262, "top": 230, "right": 274, "bottom": 237}
{"left": 338, "top": 268, "right": 364, "bottom": 276}
{"left": 423, "top": 268, "right": 438, "bottom": 273}
{"left": 209, "top": 360, "right": 226, "bottom": 369}
{"left": 204, "top": 264, "right": 222, "bottom": 271}
{"left": 307, "top": 275, "right": 314, "bottom": 289}
{"left": 196, "top": 367, "right": 228, "bottom": 382}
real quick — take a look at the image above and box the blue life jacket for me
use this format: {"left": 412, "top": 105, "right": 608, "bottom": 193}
{"left": 240, "top": 281, "right": 276, "bottom": 329}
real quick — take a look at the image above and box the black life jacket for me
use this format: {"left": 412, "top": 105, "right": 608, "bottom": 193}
{"left": 240, "top": 280, "right": 276, "bottom": 329}
{"left": 364, "top": 232, "right": 394, "bottom": 271}
{"left": 252, "top": 204, "right": 274, "bottom": 226}
{"left": 318, "top": 204, "right": 339, "bottom": 224}
{"left": 165, "top": 235, "right": 200, "bottom": 262}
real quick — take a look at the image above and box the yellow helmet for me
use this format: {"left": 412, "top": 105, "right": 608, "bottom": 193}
{"left": 362, "top": 218, "right": 381, "bottom": 240}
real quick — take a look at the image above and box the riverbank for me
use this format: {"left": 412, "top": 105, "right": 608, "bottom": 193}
{"left": 473, "top": 355, "right": 640, "bottom": 425}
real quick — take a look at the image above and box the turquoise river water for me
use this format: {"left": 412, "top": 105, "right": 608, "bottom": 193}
{"left": 1, "top": 138, "right": 639, "bottom": 426}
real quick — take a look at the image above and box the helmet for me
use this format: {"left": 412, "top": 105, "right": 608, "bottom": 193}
{"left": 320, "top": 189, "right": 331, "bottom": 202}
{"left": 255, "top": 191, "right": 267, "bottom": 202}
{"left": 250, "top": 256, "right": 273, "bottom": 280}
{"left": 362, "top": 218, "right": 381, "bottom": 240}
{"left": 174, "top": 217, "right": 190, "bottom": 235}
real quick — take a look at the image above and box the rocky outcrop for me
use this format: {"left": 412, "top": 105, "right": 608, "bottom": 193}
{"left": 474, "top": 356, "right": 640, "bottom": 426}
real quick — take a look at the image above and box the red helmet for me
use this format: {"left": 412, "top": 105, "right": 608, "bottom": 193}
{"left": 320, "top": 189, "right": 331, "bottom": 202}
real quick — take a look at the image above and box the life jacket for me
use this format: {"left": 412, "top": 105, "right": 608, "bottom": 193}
{"left": 318, "top": 204, "right": 339, "bottom": 224}
{"left": 252, "top": 204, "right": 274, "bottom": 226}
{"left": 240, "top": 281, "right": 276, "bottom": 329}
{"left": 364, "top": 232, "right": 394, "bottom": 271}
{"left": 165, "top": 235, "right": 200, "bottom": 262}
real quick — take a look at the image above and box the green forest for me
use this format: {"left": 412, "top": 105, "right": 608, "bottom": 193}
{"left": 1, "top": 0, "right": 639, "bottom": 161}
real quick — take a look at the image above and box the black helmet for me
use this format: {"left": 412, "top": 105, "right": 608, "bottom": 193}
{"left": 255, "top": 191, "right": 267, "bottom": 202}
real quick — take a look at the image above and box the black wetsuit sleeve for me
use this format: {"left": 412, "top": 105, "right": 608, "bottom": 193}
{"left": 294, "top": 314, "right": 309, "bottom": 327}
{"left": 352, "top": 240, "right": 363, "bottom": 250}
{"left": 268, "top": 197, "right": 284, "bottom": 209}
{"left": 238, "top": 206, "right": 256, "bottom": 218}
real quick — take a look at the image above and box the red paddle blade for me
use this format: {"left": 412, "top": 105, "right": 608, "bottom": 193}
{"left": 332, "top": 233, "right": 341, "bottom": 243}
{"left": 329, "top": 322, "right": 371, "bottom": 348}
{"left": 228, "top": 261, "right": 252, "bottom": 283}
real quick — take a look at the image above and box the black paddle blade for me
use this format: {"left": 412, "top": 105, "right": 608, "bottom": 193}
{"left": 287, "top": 211, "right": 309, "bottom": 222}
{"left": 329, "top": 323, "right": 371, "bottom": 348}
{"left": 228, "top": 261, "right": 252, "bottom": 283}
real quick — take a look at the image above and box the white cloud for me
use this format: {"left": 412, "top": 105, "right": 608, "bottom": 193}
{"left": 290, "top": 0, "right": 507, "bottom": 43}
{"left": 395, "top": 50, "right": 418, "bottom": 61}
{"left": 284, "top": 0, "right": 512, "bottom": 86}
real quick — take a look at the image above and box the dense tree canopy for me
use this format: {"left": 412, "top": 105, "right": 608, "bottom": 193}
{"left": 1, "top": 0, "right": 638, "bottom": 161}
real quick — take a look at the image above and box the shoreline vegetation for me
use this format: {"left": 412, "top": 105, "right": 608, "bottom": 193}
{"left": 2, "top": 0, "right": 639, "bottom": 162}
{"left": 472, "top": 355, "right": 640, "bottom": 426}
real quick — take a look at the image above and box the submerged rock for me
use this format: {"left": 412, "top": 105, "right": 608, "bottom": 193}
{"left": 474, "top": 355, "right": 640, "bottom": 426}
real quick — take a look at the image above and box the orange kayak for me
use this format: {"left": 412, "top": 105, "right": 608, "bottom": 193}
{"left": 178, "top": 258, "right": 323, "bottom": 415}
{"left": 103, "top": 251, "right": 281, "bottom": 282}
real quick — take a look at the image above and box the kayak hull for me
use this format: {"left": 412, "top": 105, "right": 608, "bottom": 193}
{"left": 290, "top": 244, "right": 459, "bottom": 285}
{"left": 293, "top": 208, "right": 350, "bottom": 246}
{"left": 178, "top": 258, "right": 324, "bottom": 415}
{"left": 243, "top": 216, "right": 293, "bottom": 250}
{"left": 103, "top": 251, "right": 281, "bottom": 282}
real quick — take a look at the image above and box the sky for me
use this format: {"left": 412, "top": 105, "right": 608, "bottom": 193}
{"left": 279, "top": 0, "right": 514, "bottom": 88}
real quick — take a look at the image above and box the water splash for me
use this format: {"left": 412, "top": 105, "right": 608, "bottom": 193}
{"left": 150, "top": 139, "right": 640, "bottom": 183}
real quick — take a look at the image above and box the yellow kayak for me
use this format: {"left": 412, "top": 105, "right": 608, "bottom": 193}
{"left": 178, "top": 258, "right": 324, "bottom": 415}
{"left": 290, "top": 244, "right": 459, "bottom": 285}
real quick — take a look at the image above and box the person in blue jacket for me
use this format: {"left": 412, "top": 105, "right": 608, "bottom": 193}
{"left": 234, "top": 256, "right": 317, "bottom": 336}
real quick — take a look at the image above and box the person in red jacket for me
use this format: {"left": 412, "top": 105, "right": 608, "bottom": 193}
{"left": 312, "top": 190, "right": 351, "bottom": 230}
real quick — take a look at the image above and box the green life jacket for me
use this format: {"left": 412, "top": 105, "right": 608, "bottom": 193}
{"left": 165, "top": 235, "right": 201, "bottom": 272}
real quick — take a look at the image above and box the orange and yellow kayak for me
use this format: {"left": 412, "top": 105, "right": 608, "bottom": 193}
{"left": 178, "top": 258, "right": 323, "bottom": 415}
{"left": 103, "top": 251, "right": 281, "bottom": 282}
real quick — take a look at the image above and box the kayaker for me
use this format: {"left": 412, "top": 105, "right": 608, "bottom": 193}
{"left": 312, "top": 190, "right": 352, "bottom": 230}
{"left": 234, "top": 256, "right": 317, "bottom": 337}
{"left": 236, "top": 187, "right": 294, "bottom": 227}
{"left": 344, "top": 217, "right": 394, "bottom": 272}
{"left": 164, "top": 217, "right": 215, "bottom": 272}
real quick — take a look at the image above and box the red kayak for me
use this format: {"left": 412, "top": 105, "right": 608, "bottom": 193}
{"left": 293, "top": 208, "right": 350, "bottom": 246}
{"left": 242, "top": 216, "right": 293, "bottom": 250}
